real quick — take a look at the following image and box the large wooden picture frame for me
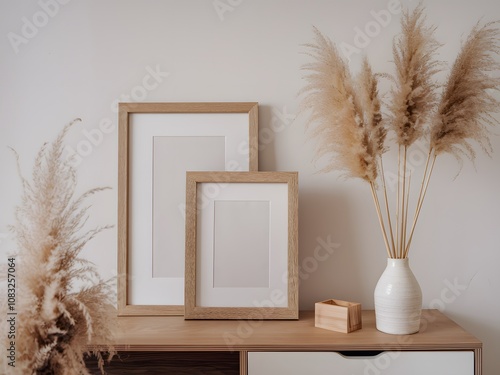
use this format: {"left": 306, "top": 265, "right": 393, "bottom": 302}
{"left": 118, "top": 102, "right": 258, "bottom": 316}
{"left": 184, "top": 171, "right": 298, "bottom": 320}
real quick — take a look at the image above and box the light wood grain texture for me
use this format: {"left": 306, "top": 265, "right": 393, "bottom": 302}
{"left": 248, "top": 105, "right": 258, "bottom": 171}
{"left": 90, "top": 310, "right": 481, "bottom": 375}
{"left": 184, "top": 171, "right": 299, "bottom": 320}
{"left": 475, "top": 347, "right": 482, "bottom": 375}
{"left": 315, "top": 299, "right": 362, "bottom": 333}
{"left": 117, "top": 106, "right": 129, "bottom": 314}
{"left": 239, "top": 351, "right": 248, "bottom": 375}
{"left": 95, "top": 310, "right": 480, "bottom": 352}
{"left": 117, "top": 102, "right": 258, "bottom": 317}
{"left": 119, "top": 102, "right": 258, "bottom": 114}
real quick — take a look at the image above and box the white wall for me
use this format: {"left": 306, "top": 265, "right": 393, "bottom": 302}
{"left": 1, "top": 0, "right": 499, "bottom": 373}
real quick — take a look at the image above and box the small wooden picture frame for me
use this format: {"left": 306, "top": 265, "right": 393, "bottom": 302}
{"left": 184, "top": 171, "right": 299, "bottom": 320}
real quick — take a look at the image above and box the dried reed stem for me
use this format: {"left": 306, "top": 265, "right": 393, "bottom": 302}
{"left": 405, "top": 148, "right": 433, "bottom": 253}
{"left": 396, "top": 147, "right": 401, "bottom": 257}
{"left": 379, "top": 159, "right": 396, "bottom": 258}
{"left": 370, "top": 182, "right": 392, "bottom": 258}
{"left": 399, "top": 146, "right": 408, "bottom": 258}
{"left": 403, "top": 170, "right": 412, "bottom": 258}
{"left": 404, "top": 154, "right": 437, "bottom": 257}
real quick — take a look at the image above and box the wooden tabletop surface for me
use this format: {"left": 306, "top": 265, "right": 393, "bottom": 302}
{"left": 97, "top": 309, "right": 481, "bottom": 352}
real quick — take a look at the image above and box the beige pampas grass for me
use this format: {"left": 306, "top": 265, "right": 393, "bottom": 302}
{"left": 431, "top": 21, "right": 500, "bottom": 161}
{"left": 301, "top": 28, "right": 393, "bottom": 256}
{"left": 4, "top": 120, "right": 115, "bottom": 374}
{"left": 387, "top": 4, "right": 442, "bottom": 258}
{"left": 301, "top": 5, "right": 500, "bottom": 259}
{"left": 404, "top": 20, "right": 500, "bottom": 257}
{"left": 389, "top": 4, "right": 441, "bottom": 147}
{"left": 300, "top": 27, "right": 382, "bottom": 184}
{"left": 359, "top": 57, "right": 387, "bottom": 159}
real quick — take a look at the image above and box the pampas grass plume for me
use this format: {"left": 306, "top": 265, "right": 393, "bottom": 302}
{"left": 300, "top": 27, "right": 382, "bottom": 183}
{"left": 388, "top": 3, "right": 442, "bottom": 147}
{"left": 301, "top": 4, "right": 500, "bottom": 258}
{"left": 1, "top": 120, "right": 115, "bottom": 374}
{"left": 431, "top": 21, "right": 500, "bottom": 163}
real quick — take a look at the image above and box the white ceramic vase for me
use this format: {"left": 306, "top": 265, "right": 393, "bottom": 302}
{"left": 374, "top": 258, "right": 422, "bottom": 335}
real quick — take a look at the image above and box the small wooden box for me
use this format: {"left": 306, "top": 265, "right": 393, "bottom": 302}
{"left": 315, "top": 299, "right": 362, "bottom": 333}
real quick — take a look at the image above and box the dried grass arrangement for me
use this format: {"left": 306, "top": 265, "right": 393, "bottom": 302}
{"left": 1, "top": 120, "right": 115, "bottom": 374}
{"left": 301, "top": 5, "right": 500, "bottom": 259}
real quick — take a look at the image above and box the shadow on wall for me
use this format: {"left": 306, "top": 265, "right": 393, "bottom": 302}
{"left": 297, "top": 187, "right": 369, "bottom": 309}
{"left": 257, "top": 104, "right": 295, "bottom": 172}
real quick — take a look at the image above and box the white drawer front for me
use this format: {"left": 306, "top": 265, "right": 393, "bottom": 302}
{"left": 248, "top": 351, "right": 474, "bottom": 375}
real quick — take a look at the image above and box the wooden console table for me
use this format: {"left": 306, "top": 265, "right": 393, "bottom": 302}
{"left": 87, "top": 309, "right": 482, "bottom": 374}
